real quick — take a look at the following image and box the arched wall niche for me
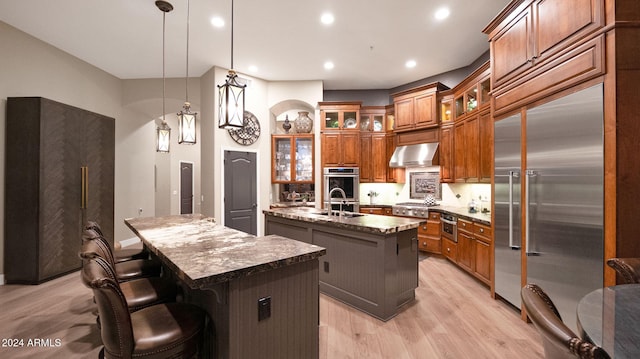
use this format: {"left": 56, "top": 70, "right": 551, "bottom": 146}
{"left": 270, "top": 99, "right": 315, "bottom": 135}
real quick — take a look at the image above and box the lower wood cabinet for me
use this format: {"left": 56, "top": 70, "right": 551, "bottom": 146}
{"left": 418, "top": 212, "right": 441, "bottom": 254}
{"left": 442, "top": 237, "right": 458, "bottom": 262}
{"left": 360, "top": 207, "right": 393, "bottom": 216}
{"left": 453, "top": 218, "right": 492, "bottom": 286}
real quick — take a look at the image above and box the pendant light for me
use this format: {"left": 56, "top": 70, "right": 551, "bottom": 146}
{"left": 218, "top": 0, "right": 246, "bottom": 129}
{"left": 177, "top": 0, "right": 197, "bottom": 144}
{"left": 156, "top": 0, "right": 173, "bottom": 153}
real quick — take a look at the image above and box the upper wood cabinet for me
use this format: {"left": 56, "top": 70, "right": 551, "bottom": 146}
{"left": 486, "top": 0, "right": 605, "bottom": 89}
{"left": 385, "top": 134, "right": 405, "bottom": 184}
{"left": 392, "top": 83, "right": 447, "bottom": 132}
{"left": 319, "top": 101, "right": 361, "bottom": 131}
{"left": 320, "top": 102, "right": 362, "bottom": 168}
{"left": 359, "top": 106, "right": 386, "bottom": 132}
{"left": 450, "top": 62, "right": 492, "bottom": 184}
{"left": 439, "top": 124, "right": 454, "bottom": 183}
{"left": 321, "top": 132, "right": 360, "bottom": 167}
{"left": 272, "top": 134, "right": 314, "bottom": 184}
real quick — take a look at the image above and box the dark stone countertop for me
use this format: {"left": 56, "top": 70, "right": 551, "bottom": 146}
{"left": 124, "top": 214, "right": 326, "bottom": 289}
{"left": 428, "top": 205, "right": 492, "bottom": 225}
{"left": 263, "top": 207, "right": 424, "bottom": 234}
{"left": 269, "top": 201, "right": 315, "bottom": 208}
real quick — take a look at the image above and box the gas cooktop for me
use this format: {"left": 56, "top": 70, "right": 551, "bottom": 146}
{"left": 392, "top": 202, "right": 439, "bottom": 218}
{"left": 394, "top": 202, "right": 440, "bottom": 207}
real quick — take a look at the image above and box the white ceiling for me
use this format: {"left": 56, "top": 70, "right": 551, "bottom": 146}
{"left": 0, "top": 0, "right": 510, "bottom": 90}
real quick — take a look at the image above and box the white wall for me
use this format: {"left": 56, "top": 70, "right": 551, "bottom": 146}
{"left": 205, "top": 70, "right": 323, "bottom": 235}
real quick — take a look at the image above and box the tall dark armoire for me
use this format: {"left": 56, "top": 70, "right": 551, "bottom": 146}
{"left": 5, "top": 97, "right": 114, "bottom": 284}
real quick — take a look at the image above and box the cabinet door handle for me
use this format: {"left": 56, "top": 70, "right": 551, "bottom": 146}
{"left": 80, "top": 166, "right": 89, "bottom": 209}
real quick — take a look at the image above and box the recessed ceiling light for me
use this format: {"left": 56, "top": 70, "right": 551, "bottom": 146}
{"left": 434, "top": 7, "right": 450, "bottom": 20}
{"left": 405, "top": 60, "right": 417, "bottom": 68}
{"left": 210, "top": 16, "right": 225, "bottom": 28}
{"left": 324, "top": 61, "right": 334, "bottom": 70}
{"left": 321, "top": 13, "right": 335, "bottom": 25}
{"left": 248, "top": 65, "right": 258, "bottom": 73}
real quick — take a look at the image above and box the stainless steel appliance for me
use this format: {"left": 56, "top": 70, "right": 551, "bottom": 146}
{"left": 323, "top": 167, "right": 359, "bottom": 212}
{"left": 392, "top": 202, "right": 438, "bottom": 219}
{"left": 494, "top": 83, "right": 604, "bottom": 332}
{"left": 440, "top": 213, "right": 457, "bottom": 242}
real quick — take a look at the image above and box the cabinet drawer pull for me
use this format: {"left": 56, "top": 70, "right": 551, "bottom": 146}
{"left": 447, "top": 247, "right": 450, "bottom": 252}
{"left": 423, "top": 226, "right": 427, "bottom": 230}
{"left": 479, "top": 228, "right": 484, "bottom": 233}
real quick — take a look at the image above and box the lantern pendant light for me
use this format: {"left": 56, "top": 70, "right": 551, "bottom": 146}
{"left": 156, "top": 0, "right": 173, "bottom": 153}
{"left": 177, "top": 0, "right": 197, "bottom": 144}
{"left": 218, "top": 0, "right": 246, "bottom": 129}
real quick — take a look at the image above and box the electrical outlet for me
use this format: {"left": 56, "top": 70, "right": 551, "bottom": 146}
{"left": 324, "top": 261, "right": 330, "bottom": 273}
{"left": 258, "top": 296, "right": 271, "bottom": 321}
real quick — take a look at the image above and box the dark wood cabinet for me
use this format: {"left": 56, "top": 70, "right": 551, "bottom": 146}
{"left": 5, "top": 97, "right": 114, "bottom": 284}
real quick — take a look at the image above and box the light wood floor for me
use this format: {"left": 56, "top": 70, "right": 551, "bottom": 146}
{"left": 0, "top": 255, "right": 544, "bottom": 358}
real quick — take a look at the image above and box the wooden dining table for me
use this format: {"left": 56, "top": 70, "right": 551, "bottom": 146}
{"left": 576, "top": 284, "right": 640, "bottom": 358}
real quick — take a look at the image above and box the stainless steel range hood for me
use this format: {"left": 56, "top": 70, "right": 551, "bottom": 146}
{"left": 389, "top": 143, "right": 439, "bottom": 168}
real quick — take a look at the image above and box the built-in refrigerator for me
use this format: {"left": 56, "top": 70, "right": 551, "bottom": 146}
{"left": 494, "top": 83, "right": 604, "bottom": 332}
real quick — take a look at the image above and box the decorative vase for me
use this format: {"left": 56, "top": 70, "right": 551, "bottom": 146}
{"left": 294, "top": 111, "right": 313, "bottom": 133}
{"left": 282, "top": 115, "right": 291, "bottom": 133}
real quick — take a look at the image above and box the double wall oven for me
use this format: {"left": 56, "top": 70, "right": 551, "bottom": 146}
{"left": 323, "top": 167, "right": 359, "bottom": 212}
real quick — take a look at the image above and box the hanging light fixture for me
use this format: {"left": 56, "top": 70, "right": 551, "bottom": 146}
{"left": 177, "top": 0, "right": 197, "bottom": 144}
{"left": 156, "top": 0, "right": 173, "bottom": 153}
{"left": 218, "top": 0, "right": 246, "bottom": 129}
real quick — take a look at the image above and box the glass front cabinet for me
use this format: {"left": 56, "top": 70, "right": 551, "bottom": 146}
{"left": 271, "top": 134, "right": 314, "bottom": 183}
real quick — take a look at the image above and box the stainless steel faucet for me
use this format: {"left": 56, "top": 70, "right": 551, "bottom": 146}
{"left": 328, "top": 187, "right": 347, "bottom": 218}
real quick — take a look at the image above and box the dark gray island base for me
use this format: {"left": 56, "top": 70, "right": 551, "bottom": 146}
{"left": 264, "top": 207, "right": 423, "bottom": 321}
{"left": 125, "top": 214, "right": 326, "bottom": 359}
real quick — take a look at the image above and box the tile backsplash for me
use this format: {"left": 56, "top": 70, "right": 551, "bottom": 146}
{"left": 359, "top": 166, "right": 491, "bottom": 210}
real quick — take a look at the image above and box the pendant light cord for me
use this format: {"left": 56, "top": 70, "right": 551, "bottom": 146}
{"left": 162, "top": 10, "right": 166, "bottom": 123}
{"left": 185, "top": 0, "right": 190, "bottom": 103}
{"left": 230, "top": 0, "right": 234, "bottom": 70}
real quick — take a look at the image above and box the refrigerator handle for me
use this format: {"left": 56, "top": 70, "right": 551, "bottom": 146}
{"left": 525, "top": 170, "right": 540, "bottom": 256}
{"left": 509, "top": 171, "right": 520, "bottom": 250}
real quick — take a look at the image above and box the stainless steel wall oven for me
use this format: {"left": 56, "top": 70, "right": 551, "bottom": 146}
{"left": 323, "top": 167, "right": 359, "bottom": 212}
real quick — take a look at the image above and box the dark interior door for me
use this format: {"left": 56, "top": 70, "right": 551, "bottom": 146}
{"left": 224, "top": 151, "right": 257, "bottom": 235}
{"left": 180, "top": 162, "right": 193, "bottom": 214}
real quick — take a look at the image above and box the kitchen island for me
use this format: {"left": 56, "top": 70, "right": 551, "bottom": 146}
{"left": 263, "top": 207, "right": 423, "bottom": 321}
{"left": 125, "top": 214, "right": 326, "bottom": 359}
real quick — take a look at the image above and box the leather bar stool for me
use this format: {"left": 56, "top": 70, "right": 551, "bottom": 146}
{"left": 521, "top": 284, "right": 609, "bottom": 359}
{"left": 82, "top": 229, "right": 161, "bottom": 282}
{"left": 81, "top": 256, "right": 207, "bottom": 359}
{"left": 80, "top": 240, "right": 178, "bottom": 312}
{"left": 85, "top": 221, "right": 149, "bottom": 263}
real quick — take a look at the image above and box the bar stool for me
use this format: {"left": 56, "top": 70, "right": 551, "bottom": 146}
{"left": 82, "top": 229, "right": 161, "bottom": 282}
{"left": 81, "top": 256, "right": 207, "bottom": 359}
{"left": 80, "top": 240, "right": 177, "bottom": 312}
{"left": 85, "top": 221, "right": 149, "bottom": 263}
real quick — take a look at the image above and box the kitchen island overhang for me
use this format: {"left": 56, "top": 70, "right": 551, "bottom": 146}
{"left": 264, "top": 207, "right": 424, "bottom": 321}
